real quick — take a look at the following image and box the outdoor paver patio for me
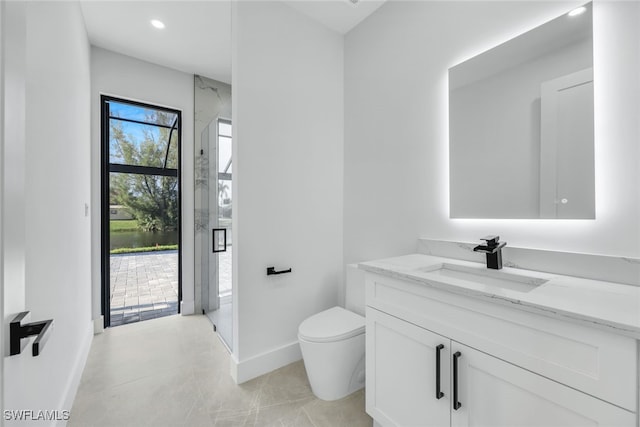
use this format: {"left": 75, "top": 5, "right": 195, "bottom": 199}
{"left": 219, "top": 249, "right": 232, "bottom": 296}
{"left": 110, "top": 250, "right": 178, "bottom": 327}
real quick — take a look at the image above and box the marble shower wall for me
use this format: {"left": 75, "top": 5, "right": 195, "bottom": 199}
{"left": 194, "top": 75, "right": 232, "bottom": 313}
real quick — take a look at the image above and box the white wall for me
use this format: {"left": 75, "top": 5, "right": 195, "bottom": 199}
{"left": 90, "top": 47, "right": 195, "bottom": 320}
{"left": 3, "top": 1, "right": 92, "bottom": 421}
{"left": 344, "top": 1, "right": 640, "bottom": 263}
{"left": 232, "top": 1, "right": 344, "bottom": 382}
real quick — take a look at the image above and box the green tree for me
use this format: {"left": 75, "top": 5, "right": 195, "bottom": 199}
{"left": 219, "top": 180, "right": 230, "bottom": 204}
{"left": 109, "top": 111, "right": 178, "bottom": 232}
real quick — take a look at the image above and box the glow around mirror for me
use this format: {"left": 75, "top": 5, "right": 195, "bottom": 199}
{"left": 449, "top": 3, "right": 594, "bottom": 219}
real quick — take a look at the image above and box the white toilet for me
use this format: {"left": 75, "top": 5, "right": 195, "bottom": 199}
{"left": 298, "top": 265, "right": 366, "bottom": 401}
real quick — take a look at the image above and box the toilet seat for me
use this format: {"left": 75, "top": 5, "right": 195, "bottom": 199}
{"left": 298, "top": 306, "right": 365, "bottom": 343}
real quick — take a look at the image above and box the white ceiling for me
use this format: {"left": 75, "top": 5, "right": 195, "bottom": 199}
{"left": 80, "top": 1, "right": 233, "bottom": 83}
{"left": 80, "top": 1, "right": 386, "bottom": 85}
{"left": 283, "top": 0, "right": 386, "bottom": 34}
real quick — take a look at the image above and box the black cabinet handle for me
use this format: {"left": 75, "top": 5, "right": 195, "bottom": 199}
{"left": 435, "top": 344, "right": 444, "bottom": 399}
{"left": 453, "top": 351, "right": 462, "bottom": 410}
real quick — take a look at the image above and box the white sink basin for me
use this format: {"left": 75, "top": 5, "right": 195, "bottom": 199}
{"left": 417, "top": 263, "right": 548, "bottom": 293}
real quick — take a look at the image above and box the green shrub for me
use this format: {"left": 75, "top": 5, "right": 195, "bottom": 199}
{"left": 110, "top": 220, "right": 140, "bottom": 232}
{"left": 110, "top": 245, "right": 178, "bottom": 255}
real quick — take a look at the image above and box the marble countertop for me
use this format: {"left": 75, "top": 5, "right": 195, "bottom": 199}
{"left": 359, "top": 254, "right": 640, "bottom": 339}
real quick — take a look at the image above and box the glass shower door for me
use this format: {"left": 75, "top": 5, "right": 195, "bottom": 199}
{"left": 213, "top": 119, "right": 232, "bottom": 349}
{"left": 201, "top": 118, "right": 233, "bottom": 350}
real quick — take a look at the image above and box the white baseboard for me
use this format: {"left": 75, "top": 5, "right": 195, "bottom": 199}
{"left": 229, "top": 353, "right": 240, "bottom": 384}
{"left": 181, "top": 300, "right": 195, "bottom": 315}
{"left": 93, "top": 316, "right": 104, "bottom": 334}
{"left": 58, "top": 320, "right": 93, "bottom": 426}
{"left": 230, "top": 340, "right": 302, "bottom": 384}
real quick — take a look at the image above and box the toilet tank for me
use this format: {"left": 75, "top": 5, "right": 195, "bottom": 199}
{"left": 345, "top": 264, "right": 365, "bottom": 317}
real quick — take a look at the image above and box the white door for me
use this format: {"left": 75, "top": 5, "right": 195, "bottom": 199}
{"left": 2, "top": 0, "right": 30, "bottom": 418}
{"left": 450, "top": 342, "right": 634, "bottom": 427}
{"left": 366, "top": 308, "right": 450, "bottom": 427}
{"left": 540, "top": 68, "right": 595, "bottom": 219}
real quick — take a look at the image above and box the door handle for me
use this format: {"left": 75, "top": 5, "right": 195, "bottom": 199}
{"left": 10, "top": 311, "right": 54, "bottom": 356}
{"left": 453, "top": 351, "right": 462, "bottom": 410}
{"left": 435, "top": 344, "right": 444, "bottom": 399}
{"left": 212, "top": 228, "right": 227, "bottom": 253}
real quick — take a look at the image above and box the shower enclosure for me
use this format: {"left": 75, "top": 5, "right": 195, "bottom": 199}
{"left": 199, "top": 118, "right": 232, "bottom": 348}
{"left": 194, "top": 75, "right": 232, "bottom": 350}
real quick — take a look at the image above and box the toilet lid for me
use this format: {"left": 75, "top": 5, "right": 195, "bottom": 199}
{"left": 298, "top": 306, "right": 365, "bottom": 343}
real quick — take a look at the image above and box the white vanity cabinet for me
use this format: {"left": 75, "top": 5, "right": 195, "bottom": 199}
{"left": 450, "top": 340, "right": 633, "bottom": 427}
{"left": 367, "top": 308, "right": 450, "bottom": 427}
{"left": 365, "top": 272, "right": 637, "bottom": 427}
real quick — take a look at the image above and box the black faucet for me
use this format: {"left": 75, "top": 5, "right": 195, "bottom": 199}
{"left": 473, "top": 236, "right": 507, "bottom": 269}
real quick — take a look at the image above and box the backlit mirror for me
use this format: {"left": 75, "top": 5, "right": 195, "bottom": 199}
{"left": 449, "top": 3, "right": 594, "bottom": 219}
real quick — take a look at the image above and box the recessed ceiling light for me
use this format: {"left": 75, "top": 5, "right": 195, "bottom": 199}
{"left": 568, "top": 6, "right": 586, "bottom": 17}
{"left": 151, "top": 19, "right": 165, "bottom": 29}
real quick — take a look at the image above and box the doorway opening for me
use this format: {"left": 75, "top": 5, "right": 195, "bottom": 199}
{"left": 101, "top": 96, "right": 182, "bottom": 327}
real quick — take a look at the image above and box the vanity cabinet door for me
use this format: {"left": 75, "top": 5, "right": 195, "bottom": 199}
{"left": 366, "top": 307, "right": 450, "bottom": 427}
{"left": 450, "top": 342, "right": 635, "bottom": 427}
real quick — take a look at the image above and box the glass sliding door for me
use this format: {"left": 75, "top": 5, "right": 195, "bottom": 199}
{"left": 101, "top": 96, "right": 181, "bottom": 327}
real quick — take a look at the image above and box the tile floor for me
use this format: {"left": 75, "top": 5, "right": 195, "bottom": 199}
{"left": 206, "top": 299, "right": 233, "bottom": 350}
{"left": 70, "top": 315, "right": 372, "bottom": 427}
{"left": 109, "top": 251, "right": 179, "bottom": 326}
